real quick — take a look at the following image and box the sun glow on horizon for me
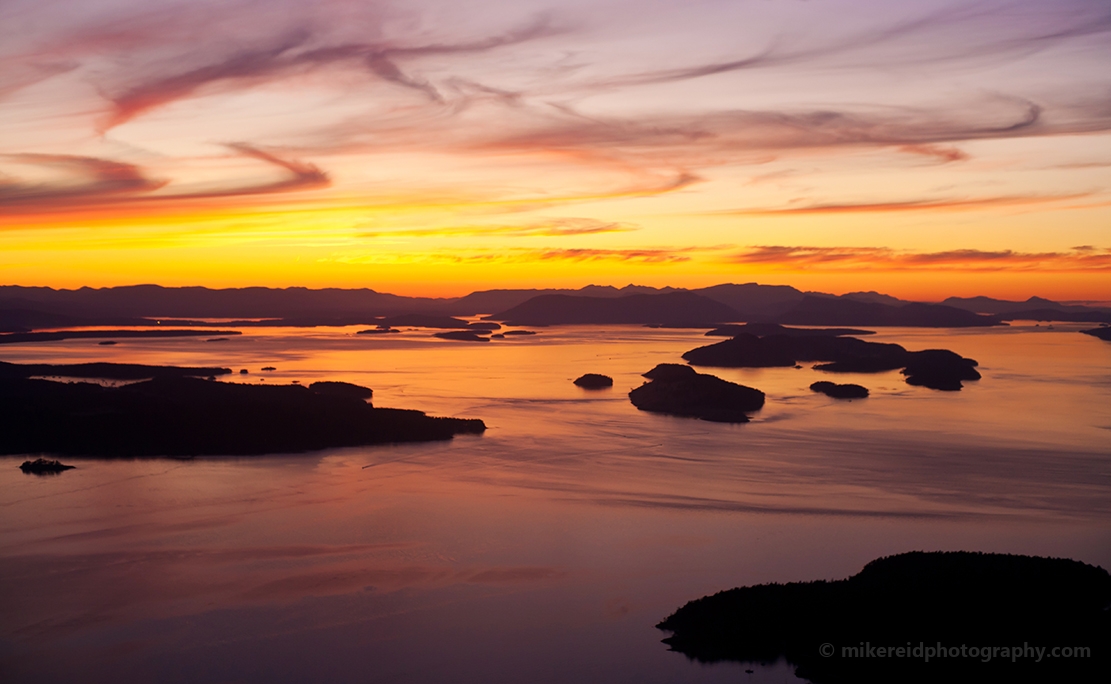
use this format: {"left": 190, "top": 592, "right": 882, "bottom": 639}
{"left": 2, "top": 0, "right": 1109, "bottom": 300}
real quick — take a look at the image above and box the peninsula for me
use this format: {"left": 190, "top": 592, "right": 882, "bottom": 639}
{"left": 0, "top": 368, "right": 485, "bottom": 457}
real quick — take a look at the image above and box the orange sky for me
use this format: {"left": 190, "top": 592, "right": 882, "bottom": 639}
{"left": 2, "top": 0, "right": 1109, "bottom": 301}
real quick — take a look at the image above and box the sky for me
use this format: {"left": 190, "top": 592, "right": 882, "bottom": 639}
{"left": 1, "top": 0, "right": 1110, "bottom": 300}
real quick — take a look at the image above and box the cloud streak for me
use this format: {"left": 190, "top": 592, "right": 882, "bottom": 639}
{"left": 0, "top": 145, "right": 328, "bottom": 212}
{"left": 0, "top": 154, "right": 167, "bottom": 205}
{"left": 331, "top": 245, "right": 728, "bottom": 266}
{"left": 360, "top": 217, "right": 635, "bottom": 239}
{"left": 720, "top": 192, "right": 1093, "bottom": 216}
{"left": 97, "top": 15, "right": 558, "bottom": 130}
{"left": 729, "top": 246, "right": 1111, "bottom": 271}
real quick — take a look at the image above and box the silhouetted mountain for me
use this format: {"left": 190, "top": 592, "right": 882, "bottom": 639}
{"left": 488, "top": 292, "right": 739, "bottom": 326}
{"left": 657, "top": 551, "right": 1110, "bottom": 684}
{"left": 0, "top": 306, "right": 151, "bottom": 332}
{"left": 942, "top": 296, "right": 1111, "bottom": 319}
{"left": 691, "top": 283, "right": 806, "bottom": 318}
{"left": 840, "top": 291, "right": 906, "bottom": 306}
{"left": 4, "top": 283, "right": 1106, "bottom": 331}
{"left": 997, "top": 308, "right": 1111, "bottom": 323}
{"left": 0, "top": 284, "right": 451, "bottom": 320}
{"left": 943, "top": 295, "right": 1066, "bottom": 314}
{"left": 448, "top": 284, "right": 677, "bottom": 314}
{"left": 0, "top": 375, "right": 484, "bottom": 457}
{"left": 778, "top": 296, "right": 1000, "bottom": 327}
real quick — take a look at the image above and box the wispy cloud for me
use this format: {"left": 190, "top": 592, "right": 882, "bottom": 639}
{"left": 96, "top": 15, "right": 558, "bottom": 130}
{"left": 0, "top": 154, "right": 167, "bottom": 205}
{"left": 0, "top": 144, "right": 328, "bottom": 212}
{"left": 898, "top": 144, "right": 970, "bottom": 163}
{"left": 729, "top": 246, "right": 1111, "bottom": 271}
{"left": 720, "top": 192, "right": 1092, "bottom": 216}
{"left": 359, "top": 217, "right": 635, "bottom": 239}
{"left": 330, "top": 245, "right": 727, "bottom": 266}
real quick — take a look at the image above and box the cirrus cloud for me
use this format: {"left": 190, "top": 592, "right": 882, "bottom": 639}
{"left": 729, "top": 245, "right": 1111, "bottom": 271}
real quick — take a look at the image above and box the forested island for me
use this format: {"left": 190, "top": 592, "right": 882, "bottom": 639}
{"left": 1, "top": 362, "right": 484, "bottom": 457}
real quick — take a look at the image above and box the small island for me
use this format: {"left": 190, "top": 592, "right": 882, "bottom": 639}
{"left": 433, "top": 331, "right": 490, "bottom": 342}
{"left": 356, "top": 327, "right": 401, "bottom": 335}
{"left": 658, "top": 551, "right": 1110, "bottom": 683}
{"left": 629, "top": 364, "right": 764, "bottom": 423}
{"left": 573, "top": 373, "right": 613, "bottom": 389}
{"left": 810, "top": 381, "right": 869, "bottom": 399}
{"left": 19, "top": 458, "right": 76, "bottom": 474}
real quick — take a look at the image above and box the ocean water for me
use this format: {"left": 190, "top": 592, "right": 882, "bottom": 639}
{"left": 1, "top": 324, "right": 1109, "bottom": 683}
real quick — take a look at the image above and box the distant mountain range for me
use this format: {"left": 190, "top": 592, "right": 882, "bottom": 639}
{"left": 2, "top": 283, "right": 1109, "bottom": 333}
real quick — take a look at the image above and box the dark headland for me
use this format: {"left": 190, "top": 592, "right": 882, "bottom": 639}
{"left": 657, "top": 551, "right": 1110, "bottom": 683}
{"left": 1081, "top": 326, "right": 1111, "bottom": 341}
{"left": 0, "top": 362, "right": 484, "bottom": 457}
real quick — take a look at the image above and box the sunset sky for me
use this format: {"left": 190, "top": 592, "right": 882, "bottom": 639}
{"left": 2, "top": 0, "right": 1109, "bottom": 300}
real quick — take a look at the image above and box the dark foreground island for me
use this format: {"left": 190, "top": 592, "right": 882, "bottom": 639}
{"left": 657, "top": 551, "right": 1110, "bottom": 683}
{"left": 0, "top": 375, "right": 484, "bottom": 457}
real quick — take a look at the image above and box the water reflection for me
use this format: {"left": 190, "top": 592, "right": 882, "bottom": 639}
{"left": 0, "top": 325, "right": 1108, "bottom": 682}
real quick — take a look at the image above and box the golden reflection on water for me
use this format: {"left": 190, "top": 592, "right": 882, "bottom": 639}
{"left": 0, "top": 324, "right": 1109, "bottom": 683}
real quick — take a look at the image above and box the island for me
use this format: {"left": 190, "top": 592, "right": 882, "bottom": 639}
{"left": 433, "top": 331, "right": 490, "bottom": 342}
{"left": 657, "top": 551, "right": 1110, "bottom": 683}
{"left": 0, "top": 329, "right": 242, "bottom": 345}
{"left": 356, "top": 327, "right": 401, "bottom": 335}
{"left": 810, "top": 381, "right": 869, "bottom": 399}
{"left": 0, "top": 359, "right": 231, "bottom": 380}
{"left": 0, "top": 372, "right": 484, "bottom": 457}
{"left": 19, "top": 458, "right": 76, "bottom": 474}
{"left": 467, "top": 322, "right": 501, "bottom": 331}
{"left": 682, "top": 333, "right": 981, "bottom": 390}
{"left": 706, "top": 323, "right": 875, "bottom": 338}
{"left": 629, "top": 364, "right": 765, "bottom": 423}
{"left": 573, "top": 373, "right": 613, "bottom": 389}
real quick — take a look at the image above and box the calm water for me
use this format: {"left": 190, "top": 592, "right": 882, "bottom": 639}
{"left": 1, "top": 324, "right": 1109, "bottom": 683}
